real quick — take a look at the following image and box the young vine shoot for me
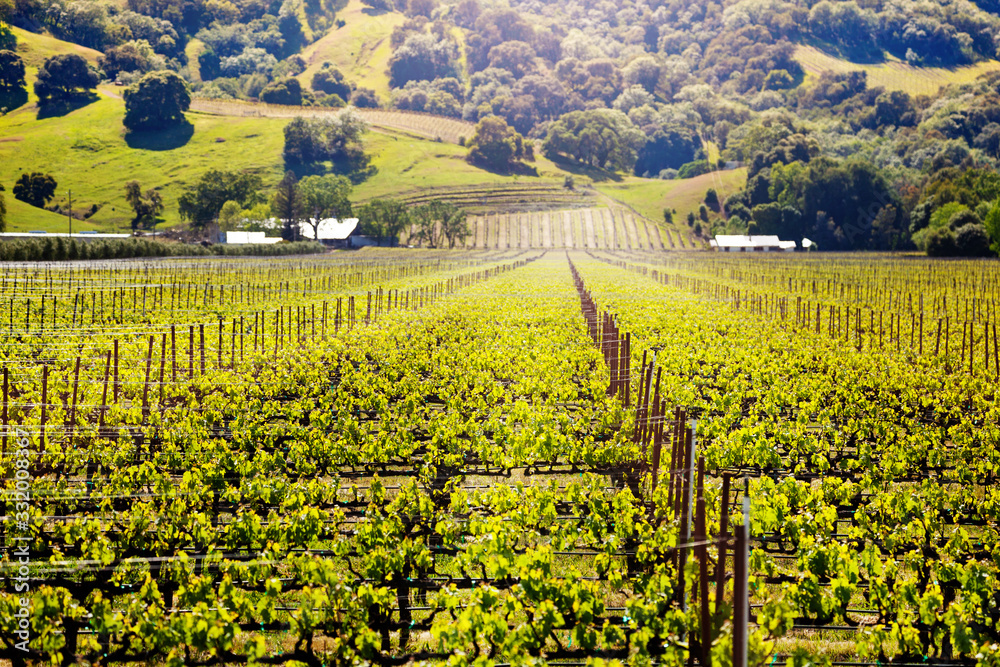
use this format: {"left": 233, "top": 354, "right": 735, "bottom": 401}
{"left": 1, "top": 250, "right": 999, "bottom": 666}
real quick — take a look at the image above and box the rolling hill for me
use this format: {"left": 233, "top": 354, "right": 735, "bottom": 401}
{"left": 11, "top": 5, "right": 937, "bottom": 247}
{"left": 794, "top": 44, "right": 1000, "bottom": 97}
{"left": 1, "top": 26, "right": 714, "bottom": 245}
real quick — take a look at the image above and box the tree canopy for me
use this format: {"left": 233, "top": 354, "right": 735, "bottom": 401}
{"left": 282, "top": 110, "right": 370, "bottom": 174}
{"left": 357, "top": 198, "right": 410, "bottom": 244}
{"left": 273, "top": 171, "right": 303, "bottom": 241}
{"left": 412, "top": 200, "right": 468, "bottom": 248}
{"left": 542, "top": 109, "right": 645, "bottom": 172}
{"left": 178, "top": 170, "right": 263, "bottom": 228}
{"left": 0, "top": 49, "right": 24, "bottom": 89}
{"left": 260, "top": 77, "right": 302, "bottom": 105}
{"left": 123, "top": 70, "right": 191, "bottom": 131}
{"left": 13, "top": 172, "right": 57, "bottom": 208}
{"left": 124, "top": 181, "right": 164, "bottom": 231}
{"left": 311, "top": 63, "right": 352, "bottom": 100}
{"left": 299, "top": 174, "right": 352, "bottom": 238}
{"left": 466, "top": 116, "right": 532, "bottom": 172}
{"left": 33, "top": 54, "right": 98, "bottom": 103}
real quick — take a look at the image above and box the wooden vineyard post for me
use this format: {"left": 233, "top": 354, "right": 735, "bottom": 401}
{"left": 695, "top": 456, "right": 711, "bottom": 667}
{"left": 159, "top": 333, "right": 167, "bottom": 409}
{"left": 200, "top": 324, "right": 206, "bottom": 375}
{"left": 69, "top": 356, "right": 81, "bottom": 448}
{"left": 2, "top": 367, "right": 7, "bottom": 452}
{"left": 919, "top": 312, "right": 924, "bottom": 355}
{"left": 994, "top": 323, "right": 999, "bottom": 378}
{"left": 732, "top": 489, "right": 749, "bottom": 667}
{"left": 678, "top": 420, "right": 695, "bottom": 611}
{"left": 935, "top": 319, "right": 942, "bottom": 356}
{"left": 188, "top": 326, "right": 194, "bottom": 378}
{"left": 646, "top": 368, "right": 662, "bottom": 457}
{"left": 99, "top": 350, "right": 111, "bottom": 439}
{"left": 218, "top": 318, "right": 223, "bottom": 369}
{"left": 668, "top": 408, "right": 684, "bottom": 518}
{"left": 633, "top": 351, "right": 650, "bottom": 444}
{"left": 946, "top": 318, "right": 950, "bottom": 364}
{"left": 171, "top": 325, "right": 177, "bottom": 383}
{"left": 623, "top": 332, "right": 632, "bottom": 407}
{"left": 142, "top": 335, "right": 154, "bottom": 425}
{"left": 650, "top": 399, "right": 665, "bottom": 495}
{"left": 986, "top": 323, "right": 990, "bottom": 377}
{"left": 715, "top": 474, "right": 731, "bottom": 631}
{"left": 855, "top": 307, "right": 861, "bottom": 350}
{"left": 40, "top": 365, "right": 48, "bottom": 450}
{"left": 971, "top": 321, "right": 976, "bottom": 376}
{"left": 114, "top": 339, "right": 120, "bottom": 403}
{"left": 608, "top": 317, "right": 618, "bottom": 397}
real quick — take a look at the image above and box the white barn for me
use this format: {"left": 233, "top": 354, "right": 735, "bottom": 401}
{"left": 711, "top": 235, "right": 797, "bottom": 252}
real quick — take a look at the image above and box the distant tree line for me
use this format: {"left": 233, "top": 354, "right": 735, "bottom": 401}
{"left": 0, "top": 237, "right": 325, "bottom": 262}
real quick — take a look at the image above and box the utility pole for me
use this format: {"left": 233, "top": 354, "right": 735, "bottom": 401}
{"left": 67, "top": 190, "right": 72, "bottom": 237}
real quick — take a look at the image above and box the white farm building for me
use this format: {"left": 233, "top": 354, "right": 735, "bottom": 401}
{"left": 711, "top": 235, "right": 797, "bottom": 252}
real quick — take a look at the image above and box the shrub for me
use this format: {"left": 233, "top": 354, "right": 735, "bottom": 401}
{"left": 954, "top": 223, "right": 993, "bottom": 257}
{"left": 351, "top": 88, "right": 379, "bottom": 108}
{"left": 260, "top": 77, "right": 302, "bottom": 105}
{"left": 677, "top": 160, "right": 712, "bottom": 179}
{"left": 925, "top": 228, "right": 957, "bottom": 257}
{"left": 0, "top": 237, "right": 325, "bottom": 261}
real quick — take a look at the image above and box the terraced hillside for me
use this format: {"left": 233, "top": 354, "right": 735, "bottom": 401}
{"left": 458, "top": 207, "right": 692, "bottom": 251}
{"left": 378, "top": 182, "right": 599, "bottom": 212}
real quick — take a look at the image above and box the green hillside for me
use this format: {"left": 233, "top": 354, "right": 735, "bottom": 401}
{"left": 4, "top": 196, "right": 103, "bottom": 233}
{"left": 11, "top": 26, "right": 101, "bottom": 69}
{"left": 2, "top": 86, "right": 714, "bottom": 239}
{"left": 597, "top": 170, "right": 748, "bottom": 230}
{"left": 296, "top": 0, "right": 404, "bottom": 101}
{"left": 0, "top": 93, "right": 288, "bottom": 231}
{"left": 1, "top": 24, "right": 712, "bottom": 241}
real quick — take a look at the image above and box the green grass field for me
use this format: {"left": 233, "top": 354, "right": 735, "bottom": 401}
{"left": 355, "top": 134, "right": 591, "bottom": 200}
{"left": 4, "top": 196, "right": 105, "bottom": 233}
{"left": 596, "top": 169, "right": 747, "bottom": 227}
{"left": 0, "top": 92, "right": 289, "bottom": 230}
{"left": 296, "top": 0, "right": 404, "bottom": 102}
{"left": 795, "top": 45, "right": 1000, "bottom": 97}
{"left": 11, "top": 26, "right": 102, "bottom": 68}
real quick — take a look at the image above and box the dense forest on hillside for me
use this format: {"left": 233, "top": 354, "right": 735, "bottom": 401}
{"left": 5, "top": 0, "right": 1000, "bottom": 252}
